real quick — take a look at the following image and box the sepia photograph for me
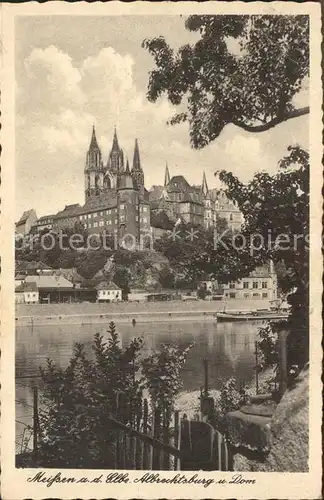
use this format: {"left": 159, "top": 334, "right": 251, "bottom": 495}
{"left": 0, "top": 2, "right": 322, "bottom": 499}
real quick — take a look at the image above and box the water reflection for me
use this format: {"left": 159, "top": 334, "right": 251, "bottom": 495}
{"left": 16, "top": 319, "right": 261, "bottom": 390}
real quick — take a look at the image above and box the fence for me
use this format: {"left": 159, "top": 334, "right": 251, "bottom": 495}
{"left": 16, "top": 379, "right": 232, "bottom": 471}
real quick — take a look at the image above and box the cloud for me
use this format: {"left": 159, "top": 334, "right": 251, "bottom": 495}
{"left": 22, "top": 45, "right": 85, "bottom": 114}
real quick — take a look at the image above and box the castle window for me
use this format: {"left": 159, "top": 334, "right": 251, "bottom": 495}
{"left": 143, "top": 217, "right": 148, "bottom": 224}
{"left": 136, "top": 216, "right": 139, "bottom": 222}
{"left": 120, "top": 204, "right": 125, "bottom": 210}
{"left": 243, "top": 282, "right": 249, "bottom": 289}
{"left": 262, "top": 281, "right": 268, "bottom": 289}
{"left": 253, "top": 282, "right": 259, "bottom": 289}
{"left": 108, "top": 220, "right": 112, "bottom": 225}
{"left": 93, "top": 212, "right": 98, "bottom": 218}
{"left": 230, "top": 213, "right": 233, "bottom": 221}
{"left": 120, "top": 215, "right": 125, "bottom": 221}
{"left": 143, "top": 206, "right": 147, "bottom": 212}
{"left": 100, "top": 212, "right": 103, "bottom": 217}
{"left": 88, "top": 223, "right": 92, "bottom": 228}
{"left": 115, "top": 219, "right": 118, "bottom": 224}
{"left": 93, "top": 222, "right": 98, "bottom": 228}
{"left": 99, "top": 220, "right": 104, "bottom": 227}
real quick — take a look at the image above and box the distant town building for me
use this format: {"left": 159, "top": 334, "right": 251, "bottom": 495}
{"left": 15, "top": 281, "right": 39, "bottom": 304}
{"left": 221, "top": 262, "right": 277, "bottom": 301}
{"left": 31, "top": 214, "right": 55, "bottom": 233}
{"left": 96, "top": 281, "right": 122, "bottom": 302}
{"left": 16, "top": 209, "right": 37, "bottom": 236}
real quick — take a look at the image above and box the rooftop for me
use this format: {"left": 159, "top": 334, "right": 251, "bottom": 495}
{"left": 96, "top": 281, "right": 121, "bottom": 291}
{"left": 25, "top": 274, "right": 74, "bottom": 289}
{"left": 16, "top": 209, "right": 36, "bottom": 225}
{"left": 15, "top": 281, "right": 38, "bottom": 293}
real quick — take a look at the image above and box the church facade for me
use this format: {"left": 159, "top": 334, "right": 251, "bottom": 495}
{"left": 52, "top": 127, "right": 150, "bottom": 246}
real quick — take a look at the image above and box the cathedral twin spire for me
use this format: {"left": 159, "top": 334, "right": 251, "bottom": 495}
{"left": 85, "top": 126, "right": 144, "bottom": 190}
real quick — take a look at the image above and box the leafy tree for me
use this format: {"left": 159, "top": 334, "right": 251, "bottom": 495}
{"left": 218, "top": 146, "right": 309, "bottom": 371}
{"left": 151, "top": 211, "right": 174, "bottom": 230}
{"left": 37, "top": 323, "right": 194, "bottom": 468}
{"left": 141, "top": 343, "right": 193, "bottom": 423}
{"left": 113, "top": 265, "right": 131, "bottom": 300}
{"left": 38, "top": 323, "right": 143, "bottom": 468}
{"left": 156, "top": 222, "right": 258, "bottom": 288}
{"left": 158, "top": 265, "right": 175, "bottom": 289}
{"left": 143, "top": 15, "right": 309, "bottom": 147}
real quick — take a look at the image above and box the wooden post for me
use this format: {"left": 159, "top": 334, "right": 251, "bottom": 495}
{"left": 33, "top": 386, "right": 38, "bottom": 460}
{"left": 162, "top": 410, "right": 170, "bottom": 470}
{"left": 115, "top": 392, "right": 122, "bottom": 468}
{"left": 152, "top": 409, "right": 161, "bottom": 470}
{"left": 135, "top": 410, "right": 142, "bottom": 469}
{"left": 255, "top": 341, "right": 259, "bottom": 395}
{"left": 203, "top": 358, "right": 209, "bottom": 396}
{"left": 173, "top": 411, "right": 180, "bottom": 471}
{"left": 278, "top": 330, "right": 288, "bottom": 397}
{"left": 142, "top": 399, "right": 150, "bottom": 470}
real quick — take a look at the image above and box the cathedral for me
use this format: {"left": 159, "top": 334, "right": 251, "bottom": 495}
{"left": 52, "top": 127, "right": 151, "bottom": 245}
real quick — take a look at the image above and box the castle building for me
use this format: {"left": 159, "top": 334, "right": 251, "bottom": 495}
{"left": 52, "top": 127, "right": 150, "bottom": 246}
{"left": 149, "top": 165, "right": 243, "bottom": 231}
{"left": 29, "top": 135, "right": 243, "bottom": 245}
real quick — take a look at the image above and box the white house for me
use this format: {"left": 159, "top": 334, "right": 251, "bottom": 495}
{"left": 221, "top": 262, "right": 277, "bottom": 301}
{"left": 15, "top": 281, "right": 39, "bottom": 304}
{"left": 96, "top": 282, "right": 122, "bottom": 303}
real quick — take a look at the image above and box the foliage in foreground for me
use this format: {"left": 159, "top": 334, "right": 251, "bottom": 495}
{"left": 37, "top": 322, "right": 192, "bottom": 468}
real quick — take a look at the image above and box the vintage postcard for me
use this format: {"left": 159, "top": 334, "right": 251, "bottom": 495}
{"left": 0, "top": 1, "right": 322, "bottom": 499}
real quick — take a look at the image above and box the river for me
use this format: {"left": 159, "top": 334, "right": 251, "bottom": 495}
{"left": 15, "top": 318, "right": 262, "bottom": 453}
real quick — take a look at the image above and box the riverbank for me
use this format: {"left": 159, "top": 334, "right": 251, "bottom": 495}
{"left": 16, "top": 299, "right": 271, "bottom": 326}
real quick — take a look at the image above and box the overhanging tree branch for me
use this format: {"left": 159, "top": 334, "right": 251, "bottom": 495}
{"left": 233, "top": 107, "right": 309, "bottom": 133}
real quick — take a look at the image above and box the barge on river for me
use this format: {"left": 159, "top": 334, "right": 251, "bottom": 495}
{"left": 214, "top": 310, "right": 289, "bottom": 322}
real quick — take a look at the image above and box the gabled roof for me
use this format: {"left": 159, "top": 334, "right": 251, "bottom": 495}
{"left": 96, "top": 281, "right": 121, "bottom": 291}
{"left": 16, "top": 260, "right": 53, "bottom": 272}
{"left": 25, "top": 274, "right": 74, "bottom": 289}
{"left": 81, "top": 192, "right": 117, "bottom": 212}
{"left": 53, "top": 204, "right": 82, "bottom": 220}
{"left": 15, "top": 281, "right": 38, "bottom": 293}
{"left": 249, "top": 264, "right": 273, "bottom": 278}
{"left": 167, "top": 175, "right": 191, "bottom": 193}
{"left": 16, "top": 209, "right": 36, "bottom": 225}
{"left": 52, "top": 268, "right": 84, "bottom": 284}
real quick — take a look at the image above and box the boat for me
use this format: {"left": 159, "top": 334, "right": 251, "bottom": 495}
{"left": 214, "top": 310, "right": 290, "bottom": 322}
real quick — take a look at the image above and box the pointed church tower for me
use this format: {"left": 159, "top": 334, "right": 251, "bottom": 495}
{"left": 85, "top": 125, "right": 102, "bottom": 200}
{"left": 202, "top": 171, "right": 209, "bottom": 198}
{"left": 125, "top": 158, "right": 130, "bottom": 174}
{"left": 107, "top": 127, "right": 124, "bottom": 173}
{"left": 131, "top": 138, "right": 144, "bottom": 191}
{"left": 164, "top": 162, "right": 170, "bottom": 186}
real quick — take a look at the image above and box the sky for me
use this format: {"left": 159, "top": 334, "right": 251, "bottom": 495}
{"left": 15, "top": 15, "right": 309, "bottom": 219}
